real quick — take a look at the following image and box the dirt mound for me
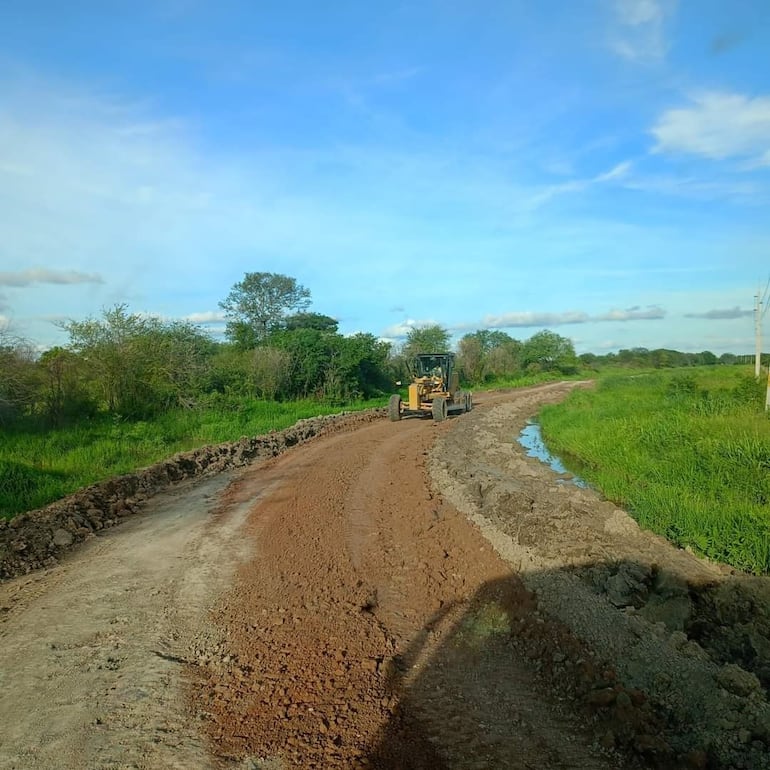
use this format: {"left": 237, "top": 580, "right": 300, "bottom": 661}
{"left": 0, "top": 409, "right": 383, "bottom": 580}
{"left": 430, "top": 384, "right": 770, "bottom": 769}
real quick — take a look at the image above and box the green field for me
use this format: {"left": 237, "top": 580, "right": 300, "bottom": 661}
{"left": 539, "top": 367, "right": 770, "bottom": 574}
{"left": 0, "top": 396, "right": 385, "bottom": 518}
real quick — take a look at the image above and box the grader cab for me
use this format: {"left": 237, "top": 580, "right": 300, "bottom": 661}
{"left": 388, "top": 353, "right": 472, "bottom": 422}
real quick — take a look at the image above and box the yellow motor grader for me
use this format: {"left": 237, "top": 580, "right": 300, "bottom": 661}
{"left": 388, "top": 352, "right": 472, "bottom": 422}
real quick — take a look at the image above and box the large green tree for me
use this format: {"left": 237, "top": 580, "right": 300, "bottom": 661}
{"left": 457, "top": 330, "right": 522, "bottom": 382}
{"left": 521, "top": 330, "right": 578, "bottom": 374}
{"left": 219, "top": 272, "right": 311, "bottom": 347}
{"left": 402, "top": 324, "right": 451, "bottom": 359}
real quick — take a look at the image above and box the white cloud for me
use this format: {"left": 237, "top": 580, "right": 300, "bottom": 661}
{"left": 381, "top": 318, "right": 442, "bottom": 339}
{"left": 483, "top": 311, "right": 590, "bottom": 328}
{"left": 0, "top": 268, "right": 103, "bottom": 287}
{"left": 461, "top": 306, "right": 666, "bottom": 331}
{"left": 685, "top": 307, "right": 753, "bottom": 320}
{"left": 609, "top": 0, "right": 673, "bottom": 62}
{"left": 652, "top": 92, "right": 770, "bottom": 165}
{"left": 183, "top": 310, "right": 228, "bottom": 324}
{"left": 595, "top": 306, "right": 665, "bottom": 321}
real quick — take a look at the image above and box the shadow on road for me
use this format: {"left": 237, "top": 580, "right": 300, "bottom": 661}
{"left": 363, "top": 563, "right": 770, "bottom": 770}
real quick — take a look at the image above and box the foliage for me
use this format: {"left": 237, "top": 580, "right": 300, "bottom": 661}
{"left": 0, "top": 396, "right": 386, "bottom": 518}
{"left": 457, "top": 330, "right": 522, "bottom": 382}
{"left": 283, "top": 312, "right": 339, "bottom": 332}
{"left": 0, "top": 330, "right": 40, "bottom": 423}
{"left": 219, "top": 272, "right": 311, "bottom": 346}
{"left": 521, "top": 330, "right": 578, "bottom": 374}
{"left": 265, "top": 327, "right": 391, "bottom": 402}
{"left": 402, "top": 325, "right": 451, "bottom": 359}
{"left": 60, "top": 305, "right": 214, "bottom": 418}
{"left": 539, "top": 367, "right": 770, "bottom": 574}
{"left": 591, "top": 347, "right": 726, "bottom": 370}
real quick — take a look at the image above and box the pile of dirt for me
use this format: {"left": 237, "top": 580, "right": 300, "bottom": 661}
{"left": 430, "top": 384, "right": 770, "bottom": 769}
{"left": 0, "top": 409, "right": 383, "bottom": 580}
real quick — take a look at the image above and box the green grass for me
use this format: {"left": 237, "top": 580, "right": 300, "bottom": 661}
{"left": 0, "top": 396, "right": 386, "bottom": 518}
{"left": 538, "top": 367, "right": 770, "bottom": 574}
{"left": 472, "top": 369, "right": 585, "bottom": 391}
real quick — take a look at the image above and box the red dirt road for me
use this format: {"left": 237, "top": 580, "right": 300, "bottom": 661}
{"left": 196, "top": 405, "right": 621, "bottom": 769}
{"left": 3, "top": 385, "right": 767, "bottom": 769}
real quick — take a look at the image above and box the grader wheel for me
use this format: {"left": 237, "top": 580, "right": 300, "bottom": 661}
{"left": 388, "top": 394, "right": 402, "bottom": 421}
{"left": 432, "top": 396, "right": 448, "bottom": 422}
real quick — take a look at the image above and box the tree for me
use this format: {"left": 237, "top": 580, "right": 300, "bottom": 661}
{"left": 283, "top": 312, "right": 339, "bottom": 333}
{"left": 334, "top": 333, "right": 391, "bottom": 399}
{"left": 457, "top": 334, "right": 485, "bottom": 382}
{"left": 251, "top": 347, "right": 292, "bottom": 400}
{"left": 61, "top": 305, "right": 214, "bottom": 417}
{"left": 0, "top": 327, "right": 39, "bottom": 423}
{"left": 402, "top": 325, "right": 451, "bottom": 360}
{"left": 521, "top": 330, "right": 578, "bottom": 374}
{"left": 457, "top": 330, "right": 522, "bottom": 383}
{"left": 219, "top": 272, "right": 311, "bottom": 347}
{"left": 38, "top": 346, "right": 94, "bottom": 425}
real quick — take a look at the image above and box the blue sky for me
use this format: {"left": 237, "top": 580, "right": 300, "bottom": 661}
{"left": 1, "top": 0, "right": 769, "bottom": 354}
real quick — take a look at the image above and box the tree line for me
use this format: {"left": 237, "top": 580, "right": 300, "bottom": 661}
{"left": 0, "top": 271, "right": 736, "bottom": 428}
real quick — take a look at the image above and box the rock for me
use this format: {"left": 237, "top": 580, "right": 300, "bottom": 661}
{"left": 685, "top": 749, "right": 709, "bottom": 769}
{"left": 715, "top": 664, "right": 762, "bottom": 697}
{"left": 634, "top": 733, "right": 669, "bottom": 755}
{"left": 599, "top": 730, "right": 616, "bottom": 749}
{"left": 585, "top": 687, "right": 616, "bottom": 707}
{"left": 603, "top": 510, "right": 640, "bottom": 537}
{"left": 52, "top": 528, "right": 74, "bottom": 547}
{"left": 605, "top": 563, "right": 652, "bottom": 608}
{"left": 640, "top": 595, "right": 692, "bottom": 632}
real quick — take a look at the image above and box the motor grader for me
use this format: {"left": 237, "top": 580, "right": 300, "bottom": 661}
{"left": 388, "top": 352, "right": 472, "bottom": 422}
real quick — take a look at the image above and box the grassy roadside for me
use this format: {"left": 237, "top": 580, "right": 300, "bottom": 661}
{"left": 538, "top": 367, "right": 770, "bottom": 574}
{"left": 0, "top": 397, "right": 386, "bottom": 518}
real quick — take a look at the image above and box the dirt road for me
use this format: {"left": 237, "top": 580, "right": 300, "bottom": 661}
{"left": 1, "top": 384, "right": 768, "bottom": 769}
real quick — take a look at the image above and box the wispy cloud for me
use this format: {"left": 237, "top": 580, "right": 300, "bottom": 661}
{"left": 481, "top": 305, "right": 665, "bottom": 329}
{"left": 608, "top": 0, "right": 674, "bottom": 62}
{"left": 685, "top": 306, "right": 753, "bottom": 320}
{"left": 481, "top": 311, "right": 590, "bottom": 328}
{"left": 183, "top": 310, "right": 227, "bottom": 324}
{"left": 381, "top": 318, "right": 442, "bottom": 339}
{"left": 0, "top": 268, "right": 104, "bottom": 287}
{"left": 530, "top": 160, "right": 632, "bottom": 207}
{"left": 651, "top": 91, "right": 770, "bottom": 166}
{"left": 596, "top": 305, "right": 666, "bottom": 321}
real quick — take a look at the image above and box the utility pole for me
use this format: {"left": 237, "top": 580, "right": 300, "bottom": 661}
{"left": 755, "top": 291, "right": 763, "bottom": 379}
{"left": 766, "top": 366, "right": 770, "bottom": 412}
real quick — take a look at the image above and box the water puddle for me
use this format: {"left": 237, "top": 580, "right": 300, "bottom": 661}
{"left": 518, "top": 421, "right": 588, "bottom": 488}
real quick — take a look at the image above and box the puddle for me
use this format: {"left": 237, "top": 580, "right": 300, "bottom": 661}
{"left": 518, "top": 421, "right": 588, "bottom": 488}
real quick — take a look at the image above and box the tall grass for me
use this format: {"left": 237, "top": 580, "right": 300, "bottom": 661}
{"left": 0, "top": 396, "right": 385, "bottom": 518}
{"left": 539, "top": 367, "right": 770, "bottom": 574}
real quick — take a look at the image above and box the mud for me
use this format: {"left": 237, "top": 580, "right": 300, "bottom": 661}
{"left": 1, "top": 384, "right": 768, "bottom": 770}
